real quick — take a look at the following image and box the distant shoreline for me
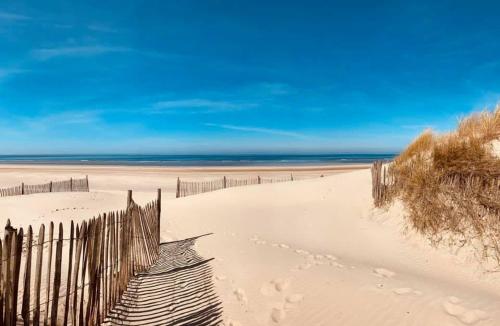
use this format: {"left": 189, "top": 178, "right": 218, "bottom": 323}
{"left": 0, "top": 163, "right": 372, "bottom": 173}
{"left": 0, "top": 153, "right": 395, "bottom": 168}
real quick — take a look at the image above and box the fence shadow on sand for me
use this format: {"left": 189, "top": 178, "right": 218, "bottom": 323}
{"left": 104, "top": 234, "right": 223, "bottom": 326}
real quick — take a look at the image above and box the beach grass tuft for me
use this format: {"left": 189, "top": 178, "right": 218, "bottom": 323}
{"left": 388, "top": 104, "right": 500, "bottom": 265}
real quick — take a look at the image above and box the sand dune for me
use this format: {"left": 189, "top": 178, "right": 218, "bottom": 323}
{"left": 165, "top": 170, "right": 500, "bottom": 325}
{"left": 2, "top": 166, "right": 500, "bottom": 325}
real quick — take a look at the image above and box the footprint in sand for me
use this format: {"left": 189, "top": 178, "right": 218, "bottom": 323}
{"left": 271, "top": 308, "right": 286, "bottom": 323}
{"left": 225, "top": 319, "right": 242, "bottom": 326}
{"left": 271, "top": 278, "right": 290, "bottom": 292}
{"left": 442, "top": 297, "right": 488, "bottom": 325}
{"left": 295, "top": 249, "right": 309, "bottom": 255}
{"left": 215, "top": 275, "right": 227, "bottom": 281}
{"left": 233, "top": 288, "right": 248, "bottom": 304}
{"left": 373, "top": 268, "right": 396, "bottom": 278}
{"left": 392, "top": 287, "right": 421, "bottom": 296}
{"left": 279, "top": 244, "right": 290, "bottom": 249}
{"left": 330, "top": 261, "right": 345, "bottom": 268}
{"left": 325, "top": 254, "right": 338, "bottom": 261}
{"left": 260, "top": 283, "right": 276, "bottom": 297}
{"left": 286, "top": 293, "right": 304, "bottom": 304}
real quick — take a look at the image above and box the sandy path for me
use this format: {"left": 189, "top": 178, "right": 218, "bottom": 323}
{"left": 164, "top": 170, "right": 500, "bottom": 325}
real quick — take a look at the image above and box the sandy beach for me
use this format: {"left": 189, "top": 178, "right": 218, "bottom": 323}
{"left": 1, "top": 163, "right": 500, "bottom": 325}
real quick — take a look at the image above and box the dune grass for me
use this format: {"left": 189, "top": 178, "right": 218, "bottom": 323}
{"left": 388, "top": 105, "right": 500, "bottom": 265}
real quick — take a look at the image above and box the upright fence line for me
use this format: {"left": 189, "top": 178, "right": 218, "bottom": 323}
{"left": 0, "top": 176, "right": 90, "bottom": 198}
{"left": 0, "top": 188, "right": 161, "bottom": 325}
{"left": 176, "top": 174, "right": 297, "bottom": 198}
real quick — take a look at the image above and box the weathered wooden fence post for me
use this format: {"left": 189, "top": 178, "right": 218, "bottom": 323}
{"left": 157, "top": 188, "right": 161, "bottom": 244}
{"left": 49, "top": 181, "right": 53, "bottom": 192}
{"left": 127, "top": 190, "right": 132, "bottom": 208}
{"left": 86, "top": 175, "right": 89, "bottom": 192}
{"left": 291, "top": 173, "right": 294, "bottom": 181}
{"left": 258, "top": 176, "right": 261, "bottom": 184}
{"left": 223, "top": 176, "right": 227, "bottom": 188}
{"left": 3, "top": 221, "right": 11, "bottom": 326}
{"left": 4, "top": 219, "right": 17, "bottom": 326}
{"left": 21, "top": 182, "right": 24, "bottom": 195}
{"left": 176, "top": 178, "right": 180, "bottom": 198}
{"left": 70, "top": 178, "right": 73, "bottom": 192}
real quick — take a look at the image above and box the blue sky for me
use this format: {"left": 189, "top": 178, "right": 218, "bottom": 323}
{"left": 1, "top": 0, "right": 500, "bottom": 154}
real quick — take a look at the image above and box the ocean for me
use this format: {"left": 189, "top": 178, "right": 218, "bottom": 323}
{"left": 0, "top": 154, "right": 396, "bottom": 167}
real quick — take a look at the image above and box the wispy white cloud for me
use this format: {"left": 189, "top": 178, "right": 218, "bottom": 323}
{"left": 0, "top": 11, "right": 31, "bottom": 21}
{"left": 151, "top": 98, "right": 256, "bottom": 113}
{"left": 204, "top": 123, "right": 308, "bottom": 139}
{"left": 0, "top": 68, "right": 26, "bottom": 80}
{"left": 32, "top": 45, "right": 131, "bottom": 60}
{"left": 21, "top": 110, "right": 101, "bottom": 129}
{"left": 0, "top": 110, "right": 102, "bottom": 139}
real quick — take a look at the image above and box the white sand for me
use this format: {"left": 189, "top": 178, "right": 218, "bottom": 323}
{"left": 2, "top": 165, "right": 500, "bottom": 325}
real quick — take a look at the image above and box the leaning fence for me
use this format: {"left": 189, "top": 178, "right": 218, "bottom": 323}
{"left": 176, "top": 174, "right": 296, "bottom": 198}
{"left": 371, "top": 161, "right": 394, "bottom": 207}
{"left": 0, "top": 177, "right": 90, "bottom": 198}
{"left": 0, "top": 189, "right": 161, "bottom": 325}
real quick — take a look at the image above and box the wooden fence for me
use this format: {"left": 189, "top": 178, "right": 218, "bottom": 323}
{"left": 371, "top": 161, "right": 394, "bottom": 207}
{"left": 176, "top": 174, "right": 295, "bottom": 198}
{"left": 0, "top": 189, "right": 161, "bottom": 325}
{"left": 0, "top": 177, "right": 90, "bottom": 198}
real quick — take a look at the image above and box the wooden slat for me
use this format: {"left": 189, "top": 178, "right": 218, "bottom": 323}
{"left": 79, "top": 219, "right": 91, "bottom": 326}
{"left": 104, "top": 214, "right": 110, "bottom": 317}
{"left": 50, "top": 223, "right": 63, "bottom": 326}
{"left": 0, "top": 238, "right": 3, "bottom": 324}
{"left": 43, "top": 222, "right": 54, "bottom": 326}
{"left": 71, "top": 223, "right": 84, "bottom": 326}
{"left": 22, "top": 226, "right": 33, "bottom": 325}
{"left": 5, "top": 227, "right": 14, "bottom": 326}
{"left": 12, "top": 228, "right": 24, "bottom": 325}
{"left": 85, "top": 216, "right": 99, "bottom": 324}
{"left": 98, "top": 214, "right": 106, "bottom": 323}
{"left": 33, "top": 224, "right": 45, "bottom": 325}
{"left": 63, "top": 221, "right": 74, "bottom": 326}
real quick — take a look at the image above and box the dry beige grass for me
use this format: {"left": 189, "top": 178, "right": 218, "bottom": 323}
{"left": 388, "top": 104, "right": 500, "bottom": 265}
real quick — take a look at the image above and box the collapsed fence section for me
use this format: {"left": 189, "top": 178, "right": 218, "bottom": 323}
{"left": 176, "top": 174, "right": 295, "bottom": 198}
{"left": 0, "top": 189, "right": 161, "bottom": 325}
{"left": 0, "top": 176, "right": 90, "bottom": 198}
{"left": 371, "top": 161, "right": 394, "bottom": 207}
